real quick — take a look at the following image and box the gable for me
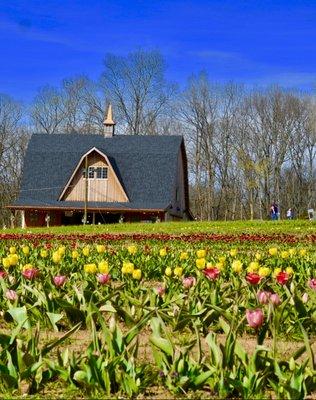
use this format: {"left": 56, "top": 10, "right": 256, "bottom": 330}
{"left": 59, "top": 148, "right": 129, "bottom": 203}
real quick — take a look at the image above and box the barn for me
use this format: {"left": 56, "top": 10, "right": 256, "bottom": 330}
{"left": 8, "top": 108, "right": 192, "bottom": 227}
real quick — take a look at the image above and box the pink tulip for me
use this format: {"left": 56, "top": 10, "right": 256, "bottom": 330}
{"left": 156, "top": 285, "right": 165, "bottom": 296}
{"left": 6, "top": 289, "right": 18, "bottom": 301}
{"left": 97, "top": 273, "right": 111, "bottom": 285}
{"left": 246, "top": 309, "right": 264, "bottom": 329}
{"left": 183, "top": 276, "right": 196, "bottom": 289}
{"left": 53, "top": 275, "right": 67, "bottom": 287}
{"left": 309, "top": 278, "right": 316, "bottom": 291}
{"left": 270, "top": 293, "right": 281, "bottom": 306}
{"left": 257, "top": 290, "right": 270, "bottom": 305}
{"left": 22, "top": 268, "right": 39, "bottom": 280}
{"left": 203, "top": 267, "right": 220, "bottom": 281}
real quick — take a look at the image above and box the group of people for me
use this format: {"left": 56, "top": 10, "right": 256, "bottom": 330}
{"left": 270, "top": 203, "right": 293, "bottom": 220}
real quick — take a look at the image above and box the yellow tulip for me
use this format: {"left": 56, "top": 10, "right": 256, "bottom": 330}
{"left": 82, "top": 246, "right": 90, "bottom": 257}
{"left": 286, "top": 267, "right": 294, "bottom": 276}
{"left": 40, "top": 249, "right": 48, "bottom": 258}
{"left": 8, "top": 254, "right": 19, "bottom": 266}
{"left": 72, "top": 250, "right": 79, "bottom": 259}
{"left": 122, "top": 261, "right": 134, "bottom": 274}
{"left": 218, "top": 256, "right": 226, "bottom": 264}
{"left": 180, "top": 252, "right": 189, "bottom": 260}
{"left": 159, "top": 248, "right": 167, "bottom": 257}
{"left": 196, "top": 249, "right": 206, "bottom": 259}
{"left": 52, "top": 251, "right": 61, "bottom": 264}
{"left": 247, "top": 261, "right": 259, "bottom": 273}
{"left": 269, "top": 247, "right": 278, "bottom": 256}
{"left": 2, "top": 257, "right": 10, "bottom": 269}
{"left": 58, "top": 246, "right": 66, "bottom": 256}
{"left": 9, "top": 246, "right": 16, "bottom": 254}
{"left": 255, "top": 252, "right": 262, "bottom": 260}
{"left": 96, "top": 244, "right": 106, "bottom": 253}
{"left": 289, "top": 248, "right": 296, "bottom": 257}
{"left": 230, "top": 248, "right": 238, "bottom": 257}
{"left": 127, "top": 245, "right": 137, "bottom": 255}
{"left": 215, "top": 262, "right": 225, "bottom": 271}
{"left": 232, "top": 260, "right": 243, "bottom": 273}
{"left": 258, "top": 267, "right": 271, "bottom": 277}
{"left": 196, "top": 258, "right": 206, "bottom": 269}
{"left": 281, "top": 251, "right": 289, "bottom": 259}
{"left": 84, "top": 263, "right": 97, "bottom": 274}
{"left": 174, "top": 267, "right": 183, "bottom": 277}
{"left": 132, "top": 269, "right": 142, "bottom": 280}
{"left": 299, "top": 249, "right": 307, "bottom": 256}
{"left": 98, "top": 260, "right": 109, "bottom": 273}
{"left": 165, "top": 267, "right": 172, "bottom": 277}
{"left": 22, "top": 246, "right": 30, "bottom": 255}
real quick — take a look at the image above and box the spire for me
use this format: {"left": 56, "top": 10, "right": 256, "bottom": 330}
{"left": 103, "top": 103, "right": 115, "bottom": 137}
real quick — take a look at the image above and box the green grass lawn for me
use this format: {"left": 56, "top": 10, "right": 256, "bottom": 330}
{"left": 2, "top": 219, "right": 315, "bottom": 236}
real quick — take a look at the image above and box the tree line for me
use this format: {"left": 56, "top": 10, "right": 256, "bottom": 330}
{"left": 0, "top": 49, "right": 315, "bottom": 225}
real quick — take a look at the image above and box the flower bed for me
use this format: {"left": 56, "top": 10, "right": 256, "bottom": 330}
{"left": 0, "top": 238, "right": 315, "bottom": 398}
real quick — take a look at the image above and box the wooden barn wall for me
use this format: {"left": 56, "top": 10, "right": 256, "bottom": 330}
{"left": 61, "top": 152, "right": 128, "bottom": 203}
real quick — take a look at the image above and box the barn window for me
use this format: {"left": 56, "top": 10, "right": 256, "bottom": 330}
{"left": 96, "top": 167, "right": 108, "bottom": 179}
{"left": 82, "top": 166, "right": 108, "bottom": 179}
{"left": 88, "top": 167, "right": 95, "bottom": 179}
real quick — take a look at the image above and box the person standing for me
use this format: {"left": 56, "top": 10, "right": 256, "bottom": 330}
{"left": 286, "top": 208, "right": 293, "bottom": 220}
{"left": 270, "top": 203, "right": 278, "bottom": 220}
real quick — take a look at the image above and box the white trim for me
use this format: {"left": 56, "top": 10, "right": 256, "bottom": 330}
{"left": 58, "top": 147, "right": 129, "bottom": 202}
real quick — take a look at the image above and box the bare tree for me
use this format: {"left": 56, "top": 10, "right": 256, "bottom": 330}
{"left": 31, "top": 77, "right": 105, "bottom": 135}
{"left": 31, "top": 86, "right": 65, "bottom": 134}
{"left": 101, "top": 49, "right": 175, "bottom": 135}
{"left": 0, "top": 94, "right": 28, "bottom": 226}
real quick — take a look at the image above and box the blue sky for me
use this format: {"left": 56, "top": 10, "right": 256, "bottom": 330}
{"left": 0, "top": 0, "right": 316, "bottom": 101}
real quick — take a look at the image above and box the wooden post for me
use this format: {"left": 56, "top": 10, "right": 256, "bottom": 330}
{"left": 21, "top": 210, "right": 26, "bottom": 229}
{"left": 84, "top": 155, "right": 88, "bottom": 224}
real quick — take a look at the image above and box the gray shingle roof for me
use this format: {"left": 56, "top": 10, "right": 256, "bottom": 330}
{"left": 13, "top": 134, "right": 184, "bottom": 211}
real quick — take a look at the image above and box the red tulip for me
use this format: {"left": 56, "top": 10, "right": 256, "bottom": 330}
{"left": 276, "top": 271, "right": 289, "bottom": 285}
{"left": 246, "top": 309, "right": 264, "bottom": 329}
{"left": 22, "top": 268, "right": 39, "bottom": 280}
{"left": 257, "top": 290, "right": 270, "bottom": 304}
{"left": 203, "top": 267, "right": 220, "bottom": 280}
{"left": 183, "top": 276, "right": 196, "bottom": 289}
{"left": 0, "top": 270, "right": 7, "bottom": 279}
{"left": 97, "top": 273, "right": 111, "bottom": 285}
{"left": 53, "top": 275, "right": 67, "bottom": 287}
{"left": 309, "top": 278, "right": 316, "bottom": 291}
{"left": 246, "top": 273, "right": 261, "bottom": 285}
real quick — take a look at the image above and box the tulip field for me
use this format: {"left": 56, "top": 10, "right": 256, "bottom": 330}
{"left": 0, "top": 222, "right": 315, "bottom": 398}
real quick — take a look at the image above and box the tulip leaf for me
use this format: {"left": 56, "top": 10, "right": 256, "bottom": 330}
{"left": 47, "top": 312, "right": 63, "bottom": 331}
{"left": 150, "top": 335, "right": 173, "bottom": 357}
{"left": 7, "top": 306, "right": 30, "bottom": 329}
{"left": 42, "top": 322, "right": 81, "bottom": 356}
{"left": 99, "top": 304, "right": 116, "bottom": 313}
